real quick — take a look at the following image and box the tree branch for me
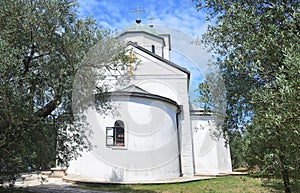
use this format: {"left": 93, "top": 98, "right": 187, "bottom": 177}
{"left": 35, "top": 75, "right": 63, "bottom": 118}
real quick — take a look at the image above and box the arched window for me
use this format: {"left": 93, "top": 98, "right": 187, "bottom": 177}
{"left": 114, "top": 120, "right": 125, "bottom": 146}
{"left": 106, "top": 120, "right": 125, "bottom": 147}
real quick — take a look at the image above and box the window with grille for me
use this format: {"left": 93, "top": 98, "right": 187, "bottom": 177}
{"left": 106, "top": 120, "right": 125, "bottom": 147}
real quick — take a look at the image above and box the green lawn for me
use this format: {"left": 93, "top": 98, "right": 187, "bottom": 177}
{"left": 76, "top": 176, "right": 289, "bottom": 193}
{"left": 1, "top": 176, "right": 299, "bottom": 193}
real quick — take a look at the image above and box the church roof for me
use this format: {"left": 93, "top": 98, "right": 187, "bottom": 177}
{"left": 119, "top": 23, "right": 166, "bottom": 46}
{"left": 118, "top": 85, "right": 150, "bottom": 94}
{"left": 119, "top": 23, "right": 160, "bottom": 36}
{"left": 107, "top": 85, "right": 180, "bottom": 109}
{"left": 127, "top": 41, "right": 191, "bottom": 82}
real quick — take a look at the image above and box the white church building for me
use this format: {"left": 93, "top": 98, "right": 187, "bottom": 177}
{"left": 66, "top": 20, "right": 232, "bottom": 183}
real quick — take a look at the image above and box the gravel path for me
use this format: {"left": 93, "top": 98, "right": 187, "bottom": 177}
{"left": 13, "top": 173, "right": 117, "bottom": 193}
{"left": 26, "top": 184, "right": 115, "bottom": 193}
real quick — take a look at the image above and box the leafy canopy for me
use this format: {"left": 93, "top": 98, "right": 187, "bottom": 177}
{"left": 0, "top": 0, "right": 129, "bottom": 183}
{"left": 193, "top": 0, "right": 299, "bottom": 192}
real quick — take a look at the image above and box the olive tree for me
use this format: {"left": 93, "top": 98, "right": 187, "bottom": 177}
{"left": 0, "top": 0, "right": 129, "bottom": 183}
{"left": 193, "top": 0, "right": 299, "bottom": 192}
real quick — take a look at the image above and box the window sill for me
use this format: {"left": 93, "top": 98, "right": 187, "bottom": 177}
{"left": 108, "top": 146, "right": 128, "bottom": 150}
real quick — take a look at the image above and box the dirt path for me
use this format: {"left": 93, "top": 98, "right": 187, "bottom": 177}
{"left": 26, "top": 184, "right": 115, "bottom": 193}
{"left": 14, "top": 173, "right": 116, "bottom": 193}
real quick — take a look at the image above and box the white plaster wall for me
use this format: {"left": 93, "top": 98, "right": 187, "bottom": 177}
{"left": 216, "top": 138, "right": 233, "bottom": 173}
{"left": 67, "top": 96, "right": 180, "bottom": 182}
{"left": 129, "top": 46, "right": 182, "bottom": 76}
{"left": 125, "top": 46, "right": 195, "bottom": 177}
{"left": 121, "top": 33, "right": 164, "bottom": 58}
{"left": 159, "top": 34, "right": 171, "bottom": 60}
{"left": 69, "top": 44, "right": 195, "bottom": 179}
{"left": 118, "top": 25, "right": 195, "bottom": 176}
{"left": 132, "top": 78, "right": 195, "bottom": 177}
{"left": 191, "top": 115, "right": 232, "bottom": 174}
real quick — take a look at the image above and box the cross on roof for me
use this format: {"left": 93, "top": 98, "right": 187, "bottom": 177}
{"left": 132, "top": 5, "right": 145, "bottom": 23}
{"left": 148, "top": 16, "right": 155, "bottom": 27}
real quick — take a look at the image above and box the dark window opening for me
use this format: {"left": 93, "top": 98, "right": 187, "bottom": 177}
{"left": 106, "top": 120, "right": 125, "bottom": 147}
{"left": 115, "top": 120, "right": 124, "bottom": 146}
{"left": 151, "top": 45, "right": 155, "bottom": 54}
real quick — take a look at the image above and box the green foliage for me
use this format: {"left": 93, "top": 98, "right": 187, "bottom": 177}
{"left": 197, "top": 81, "right": 211, "bottom": 113}
{"left": 195, "top": 65, "right": 227, "bottom": 139}
{"left": 0, "top": 0, "right": 128, "bottom": 183}
{"left": 196, "top": 68, "right": 247, "bottom": 167}
{"left": 194, "top": 0, "right": 299, "bottom": 132}
{"left": 229, "top": 131, "right": 248, "bottom": 169}
{"left": 247, "top": 44, "right": 300, "bottom": 189}
{"left": 193, "top": 0, "right": 299, "bottom": 192}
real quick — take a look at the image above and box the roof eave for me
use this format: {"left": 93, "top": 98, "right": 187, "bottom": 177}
{"left": 127, "top": 42, "right": 190, "bottom": 76}
{"left": 95, "top": 91, "right": 180, "bottom": 109}
{"left": 119, "top": 31, "right": 166, "bottom": 47}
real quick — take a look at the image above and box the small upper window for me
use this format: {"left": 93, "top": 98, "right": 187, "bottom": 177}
{"left": 151, "top": 45, "right": 155, "bottom": 54}
{"left": 106, "top": 120, "right": 125, "bottom": 147}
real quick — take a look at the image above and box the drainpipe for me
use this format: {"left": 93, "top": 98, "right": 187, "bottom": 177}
{"left": 176, "top": 105, "right": 183, "bottom": 177}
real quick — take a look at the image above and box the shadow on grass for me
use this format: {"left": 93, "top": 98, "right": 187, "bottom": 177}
{"left": 0, "top": 187, "right": 31, "bottom": 193}
{"left": 263, "top": 181, "right": 300, "bottom": 193}
{"left": 248, "top": 175, "right": 300, "bottom": 193}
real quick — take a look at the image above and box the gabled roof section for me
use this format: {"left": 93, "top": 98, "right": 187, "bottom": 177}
{"left": 119, "top": 23, "right": 161, "bottom": 37}
{"left": 127, "top": 41, "right": 191, "bottom": 77}
{"left": 118, "top": 85, "right": 150, "bottom": 94}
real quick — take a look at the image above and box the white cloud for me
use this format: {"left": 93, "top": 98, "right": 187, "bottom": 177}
{"left": 75, "top": 0, "right": 212, "bottom": 99}
{"left": 76, "top": 0, "right": 208, "bottom": 36}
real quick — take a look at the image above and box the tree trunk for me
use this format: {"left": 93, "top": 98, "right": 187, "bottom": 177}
{"left": 281, "top": 168, "right": 291, "bottom": 193}
{"left": 279, "top": 154, "right": 292, "bottom": 193}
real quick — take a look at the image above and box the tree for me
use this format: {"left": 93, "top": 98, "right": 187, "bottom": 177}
{"left": 196, "top": 65, "right": 247, "bottom": 168}
{"left": 193, "top": 0, "right": 300, "bottom": 192}
{"left": 196, "top": 64, "right": 227, "bottom": 138}
{"left": 247, "top": 44, "right": 300, "bottom": 191}
{"left": 0, "top": 0, "right": 129, "bottom": 183}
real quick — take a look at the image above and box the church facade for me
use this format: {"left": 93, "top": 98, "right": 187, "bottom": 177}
{"left": 66, "top": 22, "right": 232, "bottom": 182}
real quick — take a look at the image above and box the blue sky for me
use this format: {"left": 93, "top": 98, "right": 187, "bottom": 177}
{"left": 76, "top": 0, "right": 211, "bottom": 100}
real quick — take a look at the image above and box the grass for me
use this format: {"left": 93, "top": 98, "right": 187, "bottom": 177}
{"left": 75, "top": 176, "right": 285, "bottom": 193}
{"left": 2, "top": 176, "right": 298, "bottom": 193}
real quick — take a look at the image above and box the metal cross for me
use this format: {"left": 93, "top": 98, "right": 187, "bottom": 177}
{"left": 148, "top": 16, "right": 155, "bottom": 27}
{"left": 132, "top": 5, "right": 145, "bottom": 21}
